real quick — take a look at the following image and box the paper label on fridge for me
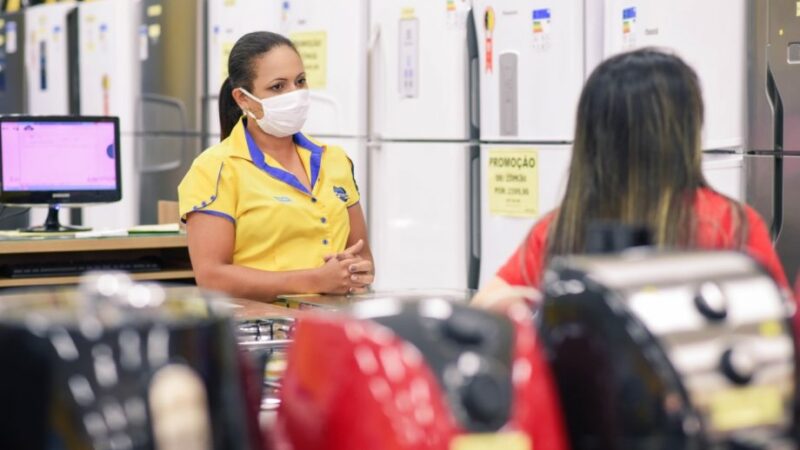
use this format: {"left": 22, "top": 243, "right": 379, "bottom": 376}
{"left": 622, "top": 6, "right": 637, "bottom": 49}
{"left": 398, "top": 17, "right": 419, "bottom": 99}
{"left": 488, "top": 149, "right": 539, "bottom": 218}
{"left": 531, "top": 8, "right": 552, "bottom": 52}
{"left": 5, "top": 22, "right": 17, "bottom": 55}
{"left": 290, "top": 31, "right": 327, "bottom": 90}
{"left": 220, "top": 41, "right": 234, "bottom": 80}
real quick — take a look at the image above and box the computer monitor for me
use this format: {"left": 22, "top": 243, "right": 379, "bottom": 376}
{"left": 0, "top": 115, "right": 121, "bottom": 232}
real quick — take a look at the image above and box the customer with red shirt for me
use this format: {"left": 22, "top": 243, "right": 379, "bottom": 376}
{"left": 473, "top": 49, "right": 788, "bottom": 309}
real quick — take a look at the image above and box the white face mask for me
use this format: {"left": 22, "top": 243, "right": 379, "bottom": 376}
{"left": 239, "top": 88, "right": 310, "bottom": 138}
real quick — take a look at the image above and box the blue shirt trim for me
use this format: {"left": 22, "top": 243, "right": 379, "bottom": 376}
{"left": 244, "top": 129, "right": 323, "bottom": 196}
{"left": 182, "top": 162, "right": 232, "bottom": 224}
{"left": 196, "top": 210, "right": 236, "bottom": 224}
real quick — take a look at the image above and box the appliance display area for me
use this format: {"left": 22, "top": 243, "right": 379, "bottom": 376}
{"left": 0, "top": 1, "right": 794, "bottom": 449}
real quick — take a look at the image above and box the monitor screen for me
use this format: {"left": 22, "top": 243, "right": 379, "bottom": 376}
{"left": 0, "top": 116, "right": 121, "bottom": 205}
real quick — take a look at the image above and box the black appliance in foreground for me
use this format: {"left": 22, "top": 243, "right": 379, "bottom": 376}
{"left": 540, "top": 250, "right": 798, "bottom": 449}
{"left": 0, "top": 273, "right": 258, "bottom": 450}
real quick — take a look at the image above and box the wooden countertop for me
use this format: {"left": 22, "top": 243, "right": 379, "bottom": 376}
{"left": 0, "top": 234, "right": 187, "bottom": 254}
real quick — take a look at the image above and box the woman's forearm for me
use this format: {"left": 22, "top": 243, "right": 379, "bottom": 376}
{"left": 194, "top": 263, "right": 320, "bottom": 301}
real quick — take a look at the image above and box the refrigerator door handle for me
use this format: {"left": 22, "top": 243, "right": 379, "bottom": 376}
{"left": 365, "top": 141, "right": 381, "bottom": 236}
{"left": 137, "top": 93, "right": 190, "bottom": 174}
{"left": 468, "top": 145, "right": 481, "bottom": 289}
{"left": 766, "top": 66, "right": 784, "bottom": 240}
{"left": 466, "top": 9, "right": 480, "bottom": 139}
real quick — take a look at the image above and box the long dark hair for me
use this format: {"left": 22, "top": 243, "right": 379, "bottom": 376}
{"left": 548, "top": 48, "right": 745, "bottom": 256}
{"left": 218, "top": 31, "right": 297, "bottom": 140}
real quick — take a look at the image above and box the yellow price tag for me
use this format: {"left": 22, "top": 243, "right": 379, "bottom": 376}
{"left": 401, "top": 7, "right": 416, "bottom": 19}
{"left": 487, "top": 148, "right": 540, "bottom": 218}
{"left": 290, "top": 31, "right": 328, "bottom": 90}
{"left": 147, "top": 4, "right": 163, "bottom": 17}
{"left": 220, "top": 41, "right": 234, "bottom": 80}
{"left": 451, "top": 433, "right": 531, "bottom": 450}
{"left": 148, "top": 24, "right": 161, "bottom": 39}
{"left": 710, "top": 385, "right": 784, "bottom": 432}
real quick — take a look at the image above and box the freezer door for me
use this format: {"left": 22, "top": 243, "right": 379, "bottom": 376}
{"left": 281, "top": 0, "right": 368, "bottom": 138}
{"left": 140, "top": 0, "right": 202, "bottom": 132}
{"left": 479, "top": 144, "right": 570, "bottom": 287}
{"left": 206, "top": 0, "right": 278, "bottom": 142}
{"left": 370, "top": 142, "right": 471, "bottom": 290}
{"left": 702, "top": 152, "right": 743, "bottom": 202}
{"left": 603, "top": 0, "right": 746, "bottom": 150}
{"left": 370, "top": 0, "right": 473, "bottom": 140}
{"left": 0, "top": 12, "right": 26, "bottom": 114}
{"left": 24, "top": 2, "right": 75, "bottom": 115}
{"left": 473, "top": 0, "right": 584, "bottom": 142}
{"left": 78, "top": 0, "right": 138, "bottom": 132}
{"left": 767, "top": 0, "right": 800, "bottom": 150}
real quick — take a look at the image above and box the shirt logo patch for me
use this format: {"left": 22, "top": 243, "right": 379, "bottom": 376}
{"left": 274, "top": 196, "right": 292, "bottom": 203}
{"left": 333, "top": 186, "right": 349, "bottom": 203}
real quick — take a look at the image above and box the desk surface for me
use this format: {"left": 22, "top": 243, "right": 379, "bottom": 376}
{"left": 0, "top": 233, "right": 187, "bottom": 254}
{"left": 0, "top": 233, "right": 191, "bottom": 288}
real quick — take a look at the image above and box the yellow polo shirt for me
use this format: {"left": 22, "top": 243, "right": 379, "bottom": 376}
{"left": 178, "top": 119, "right": 360, "bottom": 272}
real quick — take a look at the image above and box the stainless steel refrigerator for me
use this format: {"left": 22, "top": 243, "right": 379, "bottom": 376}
{"left": 746, "top": 0, "right": 800, "bottom": 280}
{"left": 137, "top": 0, "right": 204, "bottom": 224}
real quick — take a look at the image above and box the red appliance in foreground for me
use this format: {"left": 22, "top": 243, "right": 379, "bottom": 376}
{"left": 273, "top": 297, "right": 569, "bottom": 450}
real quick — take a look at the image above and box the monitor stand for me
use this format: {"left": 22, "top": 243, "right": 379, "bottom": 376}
{"left": 21, "top": 204, "right": 91, "bottom": 233}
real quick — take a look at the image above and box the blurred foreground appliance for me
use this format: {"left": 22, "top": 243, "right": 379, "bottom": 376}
{"left": 539, "top": 250, "right": 798, "bottom": 449}
{"left": 274, "top": 295, "right": 569, "bottom": 450}
{"left": 0, "top": 274, "right": 260, "bottom": 450}
{"left": 277, "top": 288, "right": 474, "bottom": 311}
{"left": 746, "top": 0, "right": 800, "bottom": 279}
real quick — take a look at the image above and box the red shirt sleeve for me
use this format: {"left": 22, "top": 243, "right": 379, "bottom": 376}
{"left": 496, "top": 214, "right": 554, "bottom": 289}
{"left": 743, "top": 205, "right": 789, "bottom": 289}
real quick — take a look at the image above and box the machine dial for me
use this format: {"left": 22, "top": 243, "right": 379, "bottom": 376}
{"left": 694, "top": 282, "right": 728, "bottom": 321}
{"left": 720, "top": 347, "right": 756, "bottom": 385}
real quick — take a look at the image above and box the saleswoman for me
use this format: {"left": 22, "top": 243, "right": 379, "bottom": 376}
{"left": 179, "top": 32, "right": 373, "bottom": 300}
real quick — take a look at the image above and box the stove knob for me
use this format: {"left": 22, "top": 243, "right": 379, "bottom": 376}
{"left": 462, "top": 373, "right": 508, "bottom": 425}
{"left": 721, "top": 347, "right": 756, "bottom": 385}
{"left": 694, "top": 282, "right": 728, "bottom": 321}
{"left": 443, "top": 310, "right": 486, "bottom": 345}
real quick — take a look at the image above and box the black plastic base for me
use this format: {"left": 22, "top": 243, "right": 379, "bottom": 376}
{"left": 19, "top": 205, "right": 90, "bottom": 233}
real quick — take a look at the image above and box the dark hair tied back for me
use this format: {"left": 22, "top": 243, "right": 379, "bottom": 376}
{"left": 218, "top": 31, "right": 298, "bottom": 140}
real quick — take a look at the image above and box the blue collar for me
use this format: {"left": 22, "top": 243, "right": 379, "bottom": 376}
{"left": 244, "top": 129, "right": 323, "bottom": 195}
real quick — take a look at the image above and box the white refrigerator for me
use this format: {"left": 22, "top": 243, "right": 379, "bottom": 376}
{"left": 24, "top": 1, "right": 76, "bottom": 227}
{"left": 602, "top": 0, "right": 747, "bottom": 200}
{"left": 24, "top": 1, "right": 75, "bottom": 116}
{"left": 473, "top": 0, "right": 596, "bottom": 287}
{"left": 77, "top": 0, "right": 140, "bottom": 229}
{"left": 206, "top": 0, "right": 277, "bottom": 145}
{"left": 369, "top": 0, "right": 478, "bottom": 290}
{"left": 278, "top": 0, "right": 369, "bottom": 207}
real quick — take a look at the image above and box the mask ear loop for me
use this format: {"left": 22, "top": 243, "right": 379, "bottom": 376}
{"left": 237, "top": 87, "right": 260, "bottom": 120}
